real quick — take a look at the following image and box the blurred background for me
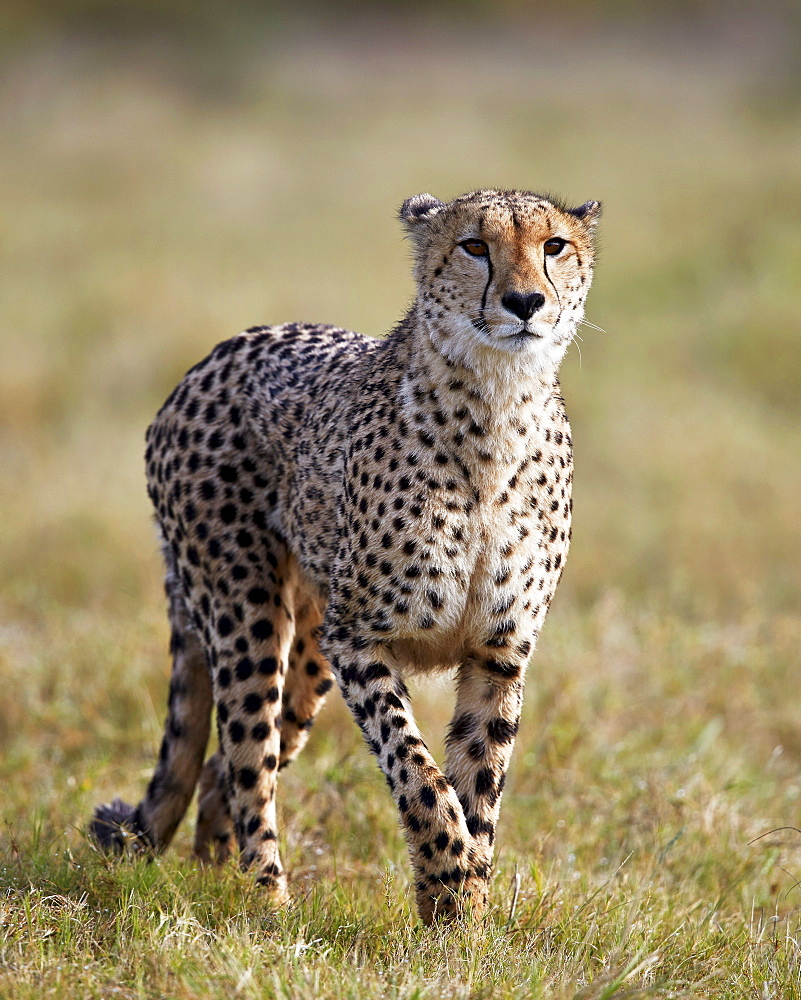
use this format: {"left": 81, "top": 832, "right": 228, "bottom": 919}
{"left": 0, "top": 0, "right": 799, "bottom": 848}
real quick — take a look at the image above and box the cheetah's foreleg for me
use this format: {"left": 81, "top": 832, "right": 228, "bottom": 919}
{"left": 323, "top": 638, "right": 490, "bottom": 923}
{"left": 444, "top": 658, "right": 526, "bottom": 874}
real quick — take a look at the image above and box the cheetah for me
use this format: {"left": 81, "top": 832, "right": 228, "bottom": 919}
{"left": 91, "top": 188, "right": 601, "bottom": 923}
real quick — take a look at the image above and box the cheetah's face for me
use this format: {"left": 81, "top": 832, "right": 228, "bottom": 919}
{"left": 400, "top": 189, "right": 600, "bottom": 372}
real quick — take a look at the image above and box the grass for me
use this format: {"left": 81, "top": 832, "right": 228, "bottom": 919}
{"left": 1, "top": 11, "right": 801, "bottom": 997}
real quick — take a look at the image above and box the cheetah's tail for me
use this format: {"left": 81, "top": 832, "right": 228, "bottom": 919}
{"left": 90, "top": 798, "right": 152, "bottom": 854}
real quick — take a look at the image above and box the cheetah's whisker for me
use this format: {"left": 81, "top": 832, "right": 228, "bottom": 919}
{"left": 573, "top": 335, "right": 583, "bottom": 369}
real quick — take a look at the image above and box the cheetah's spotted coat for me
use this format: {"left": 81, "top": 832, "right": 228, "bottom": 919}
{"left": 92, "top": 189, "right": 601, "bottom": 922}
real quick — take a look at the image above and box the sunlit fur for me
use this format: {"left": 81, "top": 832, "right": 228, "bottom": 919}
{"left": 91, "top": 189, "right": 600, "bottom": 924}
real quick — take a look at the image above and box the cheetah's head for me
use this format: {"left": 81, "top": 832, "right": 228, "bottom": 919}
{"left": 400, "top": 189, "right": 600, "bottom": 375}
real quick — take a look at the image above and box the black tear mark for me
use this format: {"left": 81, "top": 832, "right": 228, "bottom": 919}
{"left": 542, "top": 253, "right": 561, "bottom": 311}
{"left": 480, "top": 253, "right": 494, "bottom": 318}
{"left": 477, "top": 205, "right": 494, "bottom": 325}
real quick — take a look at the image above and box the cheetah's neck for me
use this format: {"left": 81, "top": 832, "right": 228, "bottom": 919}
{"left": 389, "top": 308, "right": 567, "bottom": 497}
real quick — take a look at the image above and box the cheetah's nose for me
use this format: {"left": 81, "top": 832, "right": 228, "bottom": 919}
{"left": 501, "top": 291, "right": 545, "bottom": 321}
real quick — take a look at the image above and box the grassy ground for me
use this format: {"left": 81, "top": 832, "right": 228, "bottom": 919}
{"left": 1, "top": 13, "right": 800, "bottom": 998}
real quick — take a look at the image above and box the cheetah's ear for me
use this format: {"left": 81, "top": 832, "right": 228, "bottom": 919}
{"left": 399, "top": 193, "right": 444, "bottom": 230}
{"left": 570, "top": 200, "right": 602, "bottom": 229}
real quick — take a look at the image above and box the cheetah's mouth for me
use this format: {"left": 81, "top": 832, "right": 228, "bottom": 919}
{"left": 506, "top": 328, "right": 544, "bottom": 341}
{"left": 471, "top": 316, "right": 546, "bottom": 346}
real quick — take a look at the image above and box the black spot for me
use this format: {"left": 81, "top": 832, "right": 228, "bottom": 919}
{"left": 447, "top": 714, "right": 474, "bottom": 741}
{"left": 364, "top": 661, "right": 391, "bottom": 680}
{"left": 484, "top": 659, "right": 521, "bottom": 678}
{"left": 243, "top": 693, "right": 263, "bottom": 713}
{"left": 475, "top": 767, "right": 494, "bottom": 796}
{"left": 251, "top": 619, "right": 274, "bottom": 640}
{"left": 237, "top": 767, "right": 257, "bottom": 789}
{"left": 466, "top": 815, "right": 494, "bottom": 838}
{"left": 235, "top": 657, "right": 254, "bottom": 681}
{"left": 419, "top": 786, "right": 436, "bottom": 809}
{"left": 487, "top": 717, "right": 519, "bottom": 744}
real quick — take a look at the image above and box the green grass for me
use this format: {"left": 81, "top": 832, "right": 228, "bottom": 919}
{"left": 1, "top": 12, "right": 801, "bottom": 998}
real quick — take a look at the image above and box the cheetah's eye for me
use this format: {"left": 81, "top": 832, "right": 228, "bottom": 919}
{"left": 544, "top": 238, "right": 566, "bottom": 256}
{"left": 459, "top": 239, "right": 489, "bottom": 258}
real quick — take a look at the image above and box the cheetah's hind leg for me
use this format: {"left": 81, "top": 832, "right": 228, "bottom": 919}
{"left": 194, "top": 751, "right": 236, "bottom": 864}
{"left": 279, "top": 595, "right": 334, "bottom": 770}
{"left": 192, "top": 591, "right": 333, "bottom": 862}
{"left": 91, "top": 544, "right": 214, "bottom": 855}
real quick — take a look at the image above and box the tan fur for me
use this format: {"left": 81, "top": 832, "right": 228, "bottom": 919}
{"left": 91, "top": 188, "right": 600, "bottom": 923}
